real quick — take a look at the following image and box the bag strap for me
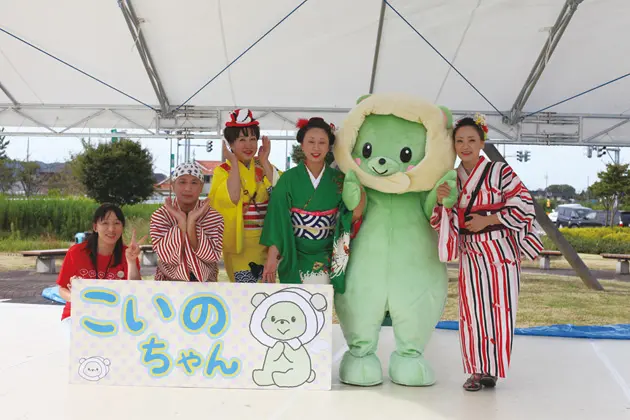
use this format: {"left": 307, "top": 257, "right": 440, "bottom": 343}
{"left": 465, "top": 162, "right": 494, "bottom": 217}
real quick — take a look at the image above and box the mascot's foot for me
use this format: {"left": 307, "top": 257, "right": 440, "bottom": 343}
{"left": 252, "top": 370, "right": 273, "bottom": 387}
{"left": 389, "top": 352, "right": 436, "bottom": 386}
{"left": 339, "top": 352, "right": 383, "bottom": 386}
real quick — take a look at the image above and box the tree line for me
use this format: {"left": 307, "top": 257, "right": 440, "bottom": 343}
{"left": 2, "top": 129, "right": 629, "bottom": 221}
{"left": 0, "top": 129, "right": 155, "bottom": 206}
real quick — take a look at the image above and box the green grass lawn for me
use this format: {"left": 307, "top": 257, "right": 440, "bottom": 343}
{"left": 2, "top": 234, "right": 628, "bottom": 328}
{"left": 139, "top": 268, "right": 630, "bottom": 328}
{"left": 441, "top": 269, "right": 630, "bottom": 327}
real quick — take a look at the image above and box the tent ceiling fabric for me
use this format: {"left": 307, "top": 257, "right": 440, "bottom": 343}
{"left": 0, "top": 0, "right": 629, "bottom": 145}
{"left": 525, "top": 0, "right": 630, "bottom": 115}
{"left": 0, "top": 0, "right": 156, "bottom": 106}
{"left": 373, "top": 0, "right": 561, "bottom": 111}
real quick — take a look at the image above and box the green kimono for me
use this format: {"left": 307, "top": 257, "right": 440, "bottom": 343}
{"left": 260, "top": 162, "right": 353, "bottom": 293}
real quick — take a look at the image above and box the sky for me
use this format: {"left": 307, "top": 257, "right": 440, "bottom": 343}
{"left": 3, "top": 130, "right": 623, "bottom": 193}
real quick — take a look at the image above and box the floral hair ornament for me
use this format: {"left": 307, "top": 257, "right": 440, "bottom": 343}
{"left": 225, "top": 108, "right": 259, "bottom": 128}
{"left": 296, "top": 117, "right": 336, "bottom": 132}
{"left": 473, "top": 112, "right": 489, "bottom": 140}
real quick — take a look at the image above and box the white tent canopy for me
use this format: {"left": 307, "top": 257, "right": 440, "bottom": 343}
{"left": 1, "top": 0, "right": 629, "bottom": 145}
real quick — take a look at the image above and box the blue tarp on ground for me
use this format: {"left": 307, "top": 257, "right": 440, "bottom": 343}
{"left": 436, "top": 321, "right": 630, "bottom": 340}
{"left": 41, "top": 285, "right": 65, "bottom": 305}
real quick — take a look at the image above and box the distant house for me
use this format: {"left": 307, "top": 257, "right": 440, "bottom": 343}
{"left": 3, "top": 160, "right": 64, "bottom": 196}
{"left": 531, "top": 189, "right": 547, "bottom": 199}
{"left": 153, "top": 160, "right": 223, "bottom": 196}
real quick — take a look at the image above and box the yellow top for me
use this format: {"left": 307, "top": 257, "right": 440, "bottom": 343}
{"left": 208, "top": 159, "right": 281, "bottom": 254}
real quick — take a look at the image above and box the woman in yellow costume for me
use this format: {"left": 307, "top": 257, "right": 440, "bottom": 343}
{"left": 209, "top": 109, "right": 281, "bottom": 283}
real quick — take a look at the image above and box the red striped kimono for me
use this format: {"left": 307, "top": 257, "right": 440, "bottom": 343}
{"left": 149, "top": 198, "right": 224, "bottom": 282}
{"left": 431, "top": 156, "right": 543, "bottom": 378}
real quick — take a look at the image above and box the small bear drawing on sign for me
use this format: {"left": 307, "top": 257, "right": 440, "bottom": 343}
{"left": 78, "top": 356, "right": 111, "bottom": 382}
{"left": 249, "top": 287, "right": 327, "bottom": 388}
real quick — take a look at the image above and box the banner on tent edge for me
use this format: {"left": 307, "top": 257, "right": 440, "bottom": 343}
{"left": 69, "top": 280, "right": 333, "bottom": 390}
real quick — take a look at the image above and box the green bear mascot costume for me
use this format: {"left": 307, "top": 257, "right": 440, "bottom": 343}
{"left": 332, "top": 93, "right": 458, "bottom": 387}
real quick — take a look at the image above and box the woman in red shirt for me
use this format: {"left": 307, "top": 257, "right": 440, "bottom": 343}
{"left": 57, "top": 203, "right": 144, "bottom": 323}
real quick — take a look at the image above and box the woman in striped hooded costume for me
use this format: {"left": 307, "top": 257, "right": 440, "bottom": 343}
{"left": 432, "top": 114, "right": 543, "bottom": 391}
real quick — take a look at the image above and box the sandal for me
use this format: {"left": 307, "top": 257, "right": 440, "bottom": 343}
{"left": 480, "top": 375, "right": 497, "bottom": 387}
{"left": 463, "top": 374, "right": 483, "bottom": 392}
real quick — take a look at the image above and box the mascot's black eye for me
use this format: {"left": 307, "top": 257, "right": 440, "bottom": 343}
{"left": 271, "top": 316, "right": 276, "bottom": 322}
{"left": 362, "top": 143, "right": 372, "bottom": 159}
{"left": 291, "top": 316, "right": 296, "bottom": 322}
{"left": 400, "top": 147, "right": 412, "bottom": 163}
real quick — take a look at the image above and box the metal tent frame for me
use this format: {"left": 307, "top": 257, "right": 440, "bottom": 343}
{"left": 1, "top": 0, "right": 628, "bottom": 145}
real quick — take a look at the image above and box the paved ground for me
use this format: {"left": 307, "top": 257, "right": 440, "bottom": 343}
{"left": 0, "top": 267, "right": 157, "bottom": 305}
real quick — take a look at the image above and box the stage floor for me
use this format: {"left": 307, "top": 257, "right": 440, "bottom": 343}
{"left": 1, "top": 302, "right": 629, "bottom": 420}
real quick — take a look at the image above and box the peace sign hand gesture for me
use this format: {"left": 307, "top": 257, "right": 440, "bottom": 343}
{"left": 125, "top": 229, "right": 148, "bottom": 263}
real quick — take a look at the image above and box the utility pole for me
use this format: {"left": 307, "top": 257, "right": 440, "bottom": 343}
{"left": 545, "top": 172, "right": 548, "bottom": 190}
{"left": 285, "top": 140, "right": 289, "bottom": 170}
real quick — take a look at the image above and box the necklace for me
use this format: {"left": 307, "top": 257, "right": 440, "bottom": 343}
{"left": 95, "top": 253, "right": 114, "bottom": 279}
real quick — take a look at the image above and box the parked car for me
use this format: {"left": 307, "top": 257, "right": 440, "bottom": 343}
{"left": 548, "top": 210, "right": 558, "bottom": 222}
{"left": 556, "top": 204, "right": 603, "bottom": 228}
{"left": 618, "top": 211, "right": 630, "bottom": 227}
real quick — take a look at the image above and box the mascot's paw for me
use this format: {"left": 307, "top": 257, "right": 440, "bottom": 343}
{"left": 342, "top": 170, "right": 363, "bottom": 211}
{"left": 339, "top": 351, "right": 383, "bottom": 386}
{"left": 388, "top": 352, "right": 436, "bottom": 386}
{"left": 436, "top": 170, "right": 458, "bottom": 209}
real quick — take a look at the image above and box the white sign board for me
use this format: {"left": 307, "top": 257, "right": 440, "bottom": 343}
{"left": 69, "top": 280, "right": 333, "bottom": 390}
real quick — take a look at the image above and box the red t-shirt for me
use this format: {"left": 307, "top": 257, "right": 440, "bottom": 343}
{"left": 56, "top": 242, "right": 140, "bottom": 320}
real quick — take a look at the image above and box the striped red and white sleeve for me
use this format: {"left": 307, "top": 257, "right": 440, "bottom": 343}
{"left": 429, "top": 204, "right": 444, "bottom": 231}
{"left": 194, "top": 209, "right": 224, "bottom": 263}
{"left": 496, "top": 164, "right": 537, "bottom": 232}
{"left": 430, "top": 204, "right": 459, "bottom": 262}
{"left": 150, "top": 207, "right": 184, "bottom": 266}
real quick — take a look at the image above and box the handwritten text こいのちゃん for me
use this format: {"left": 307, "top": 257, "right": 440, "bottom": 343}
{"left": 78, "top": 287, "right": 242, "bottom": 379}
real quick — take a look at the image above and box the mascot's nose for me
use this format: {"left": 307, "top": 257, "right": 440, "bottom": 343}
{"left": 378, "top": 158, "right": 386, "bottom": 165}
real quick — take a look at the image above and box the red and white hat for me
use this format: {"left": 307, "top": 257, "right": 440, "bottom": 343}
{"left": 225, "top": 108, "right": 259, "bottom": 128}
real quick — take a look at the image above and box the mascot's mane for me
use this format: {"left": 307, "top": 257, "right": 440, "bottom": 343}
{"left": 333, "top": 93, "right": 456, "bottom": 194}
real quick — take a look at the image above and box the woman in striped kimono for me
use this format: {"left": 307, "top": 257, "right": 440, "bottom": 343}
{"left": 431, "top": 114, "right": 543, "bottom": 391}
{"left": 150, "top": 162, "right": 224, "bottom": 282}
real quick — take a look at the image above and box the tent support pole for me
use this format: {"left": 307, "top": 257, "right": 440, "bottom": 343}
{"left": 483, "top": 142, "right": 603, "bottom": 291}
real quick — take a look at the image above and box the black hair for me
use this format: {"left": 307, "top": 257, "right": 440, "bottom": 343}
{"left": 296, "top": 117, "right": 335, "bottom": 146}
{"left": 85, "top": 203, "right": 125, "bottom": 276}
{"left": 223, "top": 125, "right": 261, "bottom": 145}
{"left": 453, "top": 117, "right": 485, "bottom": 141}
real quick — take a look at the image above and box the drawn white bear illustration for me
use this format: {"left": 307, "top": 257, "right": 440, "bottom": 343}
{"left": 78, "top": 356, "right": 111, "bottom": 382}
{"left": 249, "top": 287, "right": 327, "bottom": 388}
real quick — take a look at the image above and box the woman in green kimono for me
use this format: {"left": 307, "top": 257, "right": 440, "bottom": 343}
{"left": 260, "top": 117, "right": 365, "bottom": 292}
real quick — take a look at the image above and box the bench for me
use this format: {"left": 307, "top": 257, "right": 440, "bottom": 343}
{"left": 600, "top": 254, "right": 630, "bottom": 275}
{"left": 139, "top": 244, "right": 157, "bottom": 267}
{"left": 538, "top": 250, "right": 563, "bottom": 270}
{"left": 21, "top": 249, "right": 69, "bottom": 274}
